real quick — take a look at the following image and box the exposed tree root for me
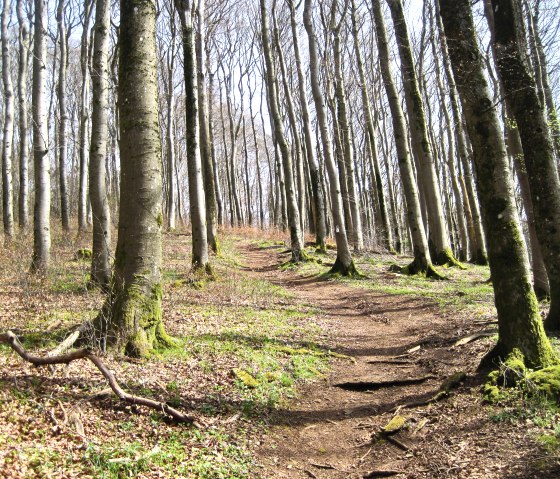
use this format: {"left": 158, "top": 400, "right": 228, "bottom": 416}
{"left": 0, "top": 330, "right": 197, "bottom": 424}
{"left": 326, "top": 256, "right": 363, "bottom": 278}
{"left": 363, "top": 469, "right": 403, "bottom": 478}
{"left": 335, "top": 375, "right": 436, "bottom": 391}
{"left": 389, "top": 260, "right": 446, "bottom": 280}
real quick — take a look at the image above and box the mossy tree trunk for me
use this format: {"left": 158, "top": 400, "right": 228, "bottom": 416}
{"left": 176, "top": 0, "right": 210, "bottom": 273}
{"left": 387, "top": 0, "right": 459, "bottom": 268}
{"left": 439, "top": 0, "right": 557, "bottom": 368}
{"left": 303, "top": 0, "right": 356, "bottom": 275}
{"left": 94, "top": 0, "right": 173, "bottom": 357}
{"left": 372, "top": 0, "right": 437, "bottom": 278}
{"left": 260, "top": 0, "right": 305, "bottom": 263}
{"left": 89, "top": 0, "right": 112, "bottom": 289}
{"left": 490, "top": 0, "right": 560, "bottom": 332}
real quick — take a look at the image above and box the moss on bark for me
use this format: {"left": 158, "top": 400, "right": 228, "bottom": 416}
{"left": 326, "top": 256, "right": 362, "bottom": 278}
{"left": 435, "top": 247, "right": 466, "bottom": 269}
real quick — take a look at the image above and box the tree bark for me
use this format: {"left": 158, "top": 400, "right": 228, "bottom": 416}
{"left": 1, "top": 0, "right": 15, "bottom": 239}
{"left": 196, "top": 0, "right": 219, "bottom": 253}
{"left": 490, "top": 0, "right": 560, "bottom": 332}
{"left": 93, "top": 0, "right": 173, "bottom": 357}
{"left": 177, "top": 0, "right": 210, "bottom": 273}
{"left": 30, "top": 0, "right": 50, "bottom": 271}
{"left": 56, "top": 0, "right": 70, "bottom": 232}
{"left": 260, "top": 0, "right": 305, "bottom": 262}
{"left": 16, "top": 0, "right": 30, "bottom": 231}
{"left": 303, "top": 0, "right": 356, "bottom": 274}
{"left": 372, "top": 0, "right": 438, "bottom": 278}
{"left": 288, "top": 0, "right": 327, "bottom": 251}
{"left": 387, "top": 0, "right": 458, "bottom": 267}
{"left": 89, "top": 0, "right": 112, "bottom": 289}
{"left": 439, "top": 0, "right": 557, "bottom": 368}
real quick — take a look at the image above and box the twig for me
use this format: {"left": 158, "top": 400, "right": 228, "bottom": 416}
{"left": 0, "top": 330, "right": 197, "bottom": 424}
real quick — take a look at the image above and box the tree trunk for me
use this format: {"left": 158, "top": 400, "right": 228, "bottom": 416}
{"left": 196, "top": 0, "right": 219, "bottom": 253}
{"left": 177, "top": 0, "right": 210, "bottom": 273}
{"left": 351, "top": 0, "right": 392, "bottom": 252}
{"left": 303, "top": 0, "right": 356, "bottom": 275}
{"left": 89, "top": 0, "right": 112, "bottom": 289}
{"left": 260, "top": 0, "right": 305, "bottom": 262}
{"left": 489, "top": 0, "right": 560, "bottom": 332}
{"left": 372, "top": 0, "right": 438, "bottom": 277}
{"left": 16, "top": 0, "right": 30, "bottom": 231}
{"left": 165, "top": 10, "right": 177, "bottom": 231}
{"left": 94, "top": 0, "right": 173, "bottom": 357}
{"left": 31, "top": 0, "right": 50, "bottom": 271}
{"left": 78, "top": 0, "right": 93, "bottom": 233}
{"left": 439, "top": 0, "right": 557, "bottom": 368}
{"left": 56, "top": 0, "right": 70, "bottom": 232}
{"left": 288, "top": 0, "right": 327, "bottom": 251}
{"left": 387, "top": 0, "right": 458, "bottom": 267}
{"left": 1, "top": 0, "right": 15, "bottom": 239}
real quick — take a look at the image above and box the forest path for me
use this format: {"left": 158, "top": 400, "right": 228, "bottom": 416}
{"left": 239, "top": 242, "right": 474, "bottom": 479}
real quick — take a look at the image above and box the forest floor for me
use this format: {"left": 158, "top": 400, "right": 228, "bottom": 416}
{"left": 0, "top": 228, "right": 559, "bottom": 478}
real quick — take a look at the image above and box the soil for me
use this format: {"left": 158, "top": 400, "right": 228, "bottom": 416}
{"left": 241, "top": 243, "right": 560, "bottom": 479}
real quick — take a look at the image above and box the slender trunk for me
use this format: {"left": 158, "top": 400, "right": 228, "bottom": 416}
{"left": 387, "top": 0, "right": 458, "bottom": 267}
{"left": 261, "top": 0, "right": 304, "bottom": 261}
{"left": 288, "top": 0, "right": 326, "bottom": 251}
{"left": 31, "top": 0, "right": 50, "bottom": 271}
{"left": 89, "top": 0, "right": 112, "bottom": 288}
{"left": 177, "top": 0, "right": 210, "bottom": 272}
{"left": 165, "top": 13, "right": 177, "bottom": 231}
{"left": 303, "top": 0, "right": 356, "bottom": 274}
{"left": 439, "top": 0, "right": 557, "bottom": 367}
{"left": 78, "top": 0, "right": 93, "bottom": 233}
{"left": 372, "top": 0, "right": 438, "bottom": 277}
{"left": 16, "top": 0, "right": 30, "bottom": 231}
{"left": 1, "top": 0, "right": 15, "bottom": 239}
{"left": 56, "top": 0, "right": 70, "bottom": 231}
{"left": 196, "top": 0, "right": 219, "bottom": 253}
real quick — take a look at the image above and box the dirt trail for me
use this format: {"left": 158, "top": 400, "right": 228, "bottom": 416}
{"left": 241, "top": 243, "right": 558, "bottom": 479}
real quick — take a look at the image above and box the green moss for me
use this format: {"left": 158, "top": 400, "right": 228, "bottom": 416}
{"left": 382, "top": 415, "right": 407, "bottom": 434}
{"left": 527, "top": 365, "right": 560, "bottom": 402}
{"left": 233, "top": 368, "right": 259, "bottom": 388}
{"left": 435, "top": 248, "right": 467, "bottom": 270}
{"left": 74, "top": 248, "right": 92, "bottom": 260}
{"left": 326, "top": 257, "right": 363, "bottom": 278}
{"left": 483, "top": 384, "right": 501, "bottom": 403}
{"left": 156, "top": 213, "right": 163, "bottom": 228}
{"left": 538, "top": 434, "right": 560, "bottom": 452}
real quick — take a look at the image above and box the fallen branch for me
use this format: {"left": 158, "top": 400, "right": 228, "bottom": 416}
{"left": 335, "top": 375, "right": 436, "bottom": 391}
{"left": 0, "top": 330, "right": 196, "bottom": 424}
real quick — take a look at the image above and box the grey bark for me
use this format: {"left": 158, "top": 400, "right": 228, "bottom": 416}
{"left": 89, "top": 0, "right": 112, "bottom": 288}
{"left": 1, "top": 0, "right": 15, "bottom": 239}
{"left": 177, "top": 0, "right": 210, "bottom": 272}
{"left": 31, "top": 0, "right": 50, "bottom": 271}
{"left": 304, "top": 0, "right": 356, "bottom": 274}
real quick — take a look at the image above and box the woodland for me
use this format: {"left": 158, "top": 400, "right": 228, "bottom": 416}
{"left": 0, "top": 0, "right": 560, "bottom": 477}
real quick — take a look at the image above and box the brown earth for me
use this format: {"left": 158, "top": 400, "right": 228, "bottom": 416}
{"left": 241, "top": 243, "right": 560, "bottom": 479}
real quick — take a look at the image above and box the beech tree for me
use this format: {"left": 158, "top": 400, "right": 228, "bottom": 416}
{"left": 1, "top": 0, "right": 15, "bottom": 239}
{"left": 31, "top": 0, "right": 50, "bottom": 271}
{"left": 489, "top": 0, "right": 560, "bottom": 333}
{"left": 176, "top": 0, "right": 211, "bottom": 273}
{"left": 89, "top": 0, "right": 112, "bottom": 288}
{"left": 92, "top": 0, "right": 174, "bottom": 356}
{"left": 438, "top": 0, "right": 557, "bottom": 368}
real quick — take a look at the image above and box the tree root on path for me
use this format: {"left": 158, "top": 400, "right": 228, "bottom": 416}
{"left": 0, "top": 330, "right": 197, "bottom": 424}
{"left": 335, "top": 375, "right": 436, "bottom": 391}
